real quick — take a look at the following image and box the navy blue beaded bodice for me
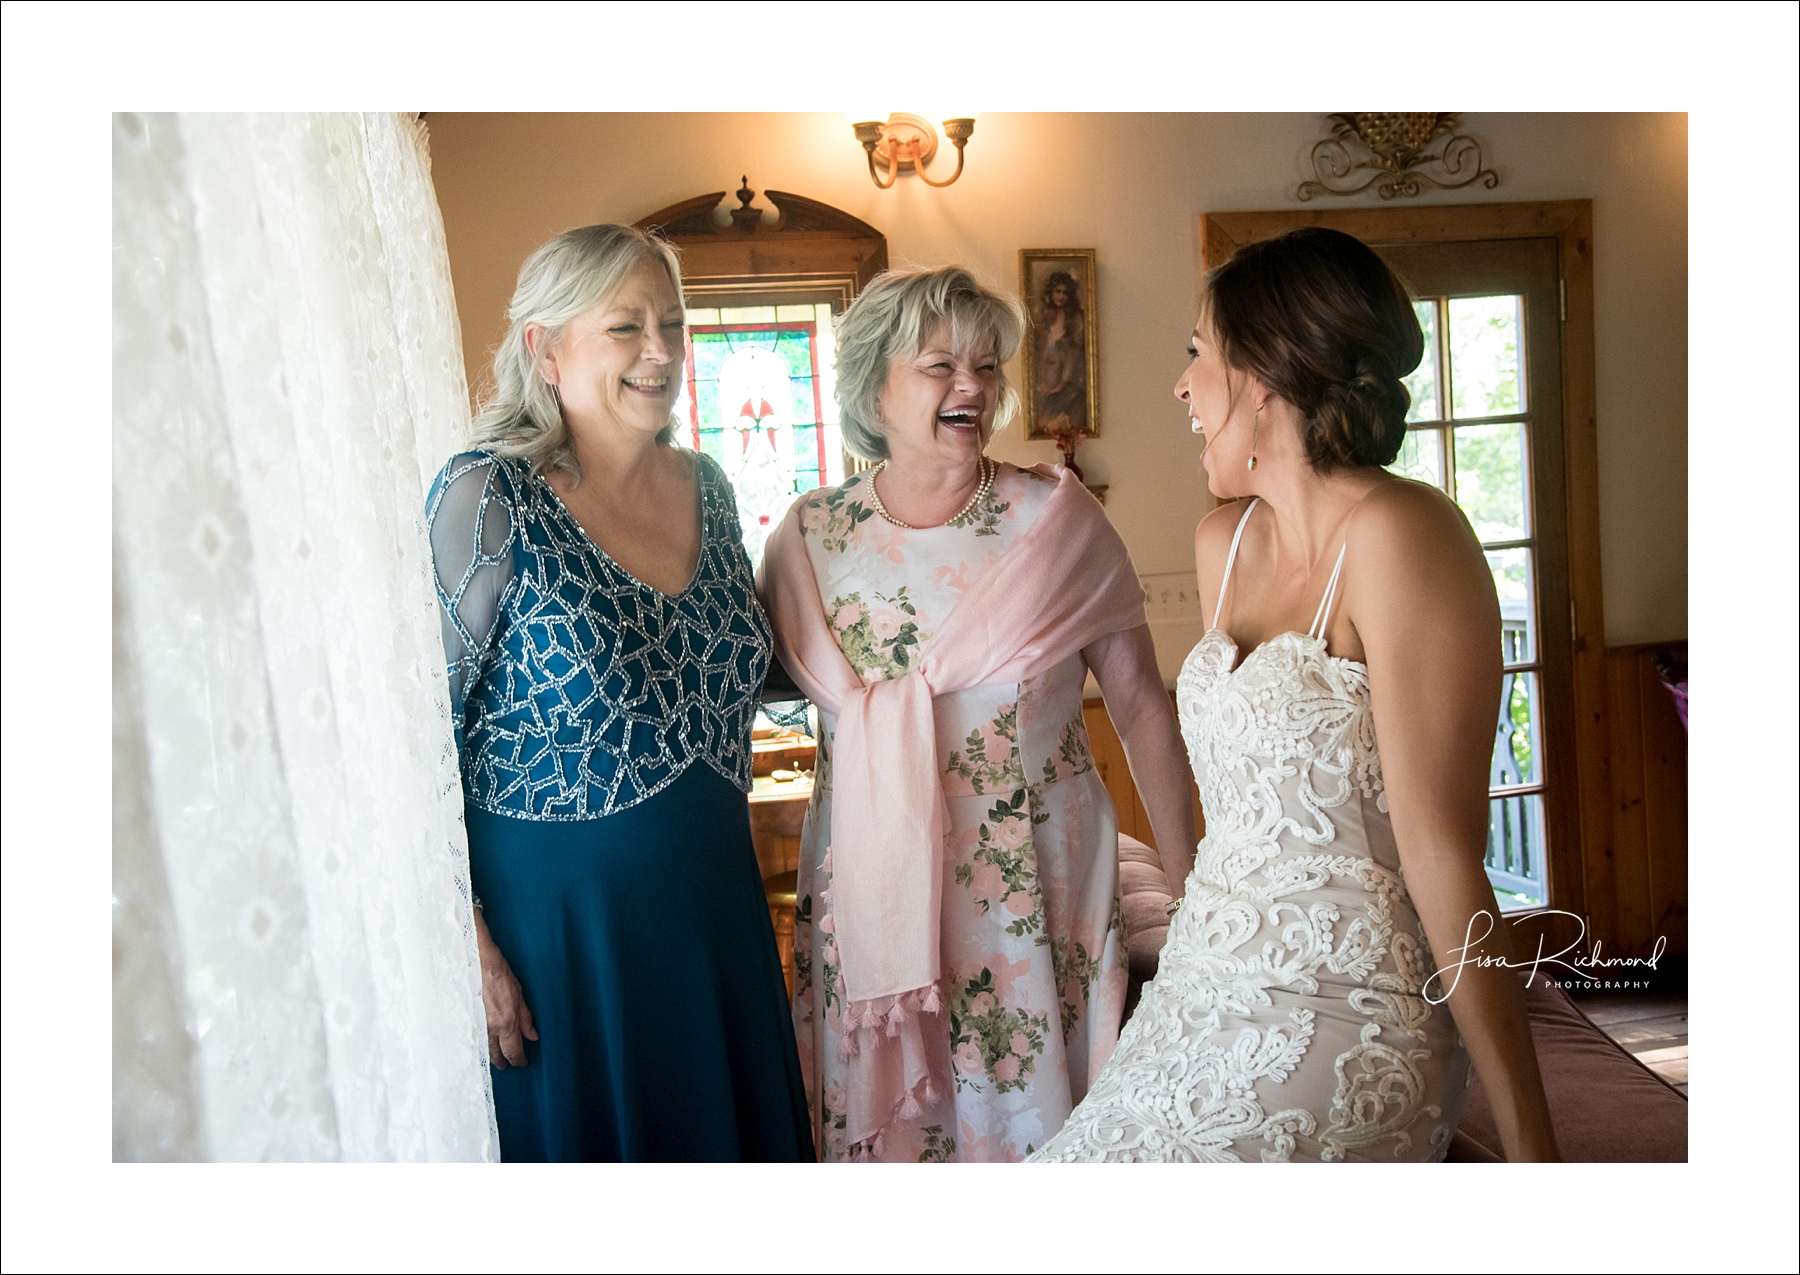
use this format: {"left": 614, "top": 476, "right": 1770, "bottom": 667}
{"left": 426, "top": 449, "right": 772, "bottom": 821}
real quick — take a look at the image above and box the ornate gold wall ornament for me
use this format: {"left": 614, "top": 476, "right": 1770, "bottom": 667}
{"left": 1297, "top": 114, "right": 1498, "bottom": 201}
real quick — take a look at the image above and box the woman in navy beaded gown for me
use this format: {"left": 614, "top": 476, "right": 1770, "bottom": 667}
{"left": 426, "top": 224, "right": 812, "bottom": 1161}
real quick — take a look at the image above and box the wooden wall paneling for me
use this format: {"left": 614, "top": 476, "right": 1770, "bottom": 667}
{"left": 1637, "top": 653, "right": 1688, "bottom": 955}
{"left": 1600, "top": 643, "right": 1688, "bottom": 959}
{"left": 1603, "top": 650, "right": 1654, "bottom": 955}
{"left": 1598, "top": 642, "right": 1691, "bottom": 960}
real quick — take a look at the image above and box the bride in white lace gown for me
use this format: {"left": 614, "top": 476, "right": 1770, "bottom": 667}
{"left": 1034, "top": 228, "right": 1558, "bottom": 1163}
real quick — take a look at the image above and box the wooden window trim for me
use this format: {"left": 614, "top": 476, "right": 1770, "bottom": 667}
{"left": 1196, "top": 202, "right": 1605, "bottom": 953}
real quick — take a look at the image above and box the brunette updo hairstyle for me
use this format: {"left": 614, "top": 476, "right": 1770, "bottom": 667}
{"left": 1202, "top": 227, "right": 1424, "bottom": 473}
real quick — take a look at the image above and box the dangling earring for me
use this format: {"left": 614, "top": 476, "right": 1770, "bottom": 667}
{"left": 1248, "top": 401, "right": 1262, "bottom": 472}
{"left": 549, "top": 382, "right": 564, "bottom": 414}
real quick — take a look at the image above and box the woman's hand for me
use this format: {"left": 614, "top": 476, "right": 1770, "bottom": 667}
{"left": 474, "top": 907, "right": 538, "bottom": 1069}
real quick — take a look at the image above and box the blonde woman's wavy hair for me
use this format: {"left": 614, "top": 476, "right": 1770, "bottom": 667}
{"left": 471, "top": 223, "right": 685, "bottom": 483}
{"left": 834, "top": 265, "right": 1026, "bottom": 462}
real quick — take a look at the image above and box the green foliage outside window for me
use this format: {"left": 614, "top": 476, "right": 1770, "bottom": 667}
{"left": 1508, "top": 676, "right": 1533, "bottom": 777}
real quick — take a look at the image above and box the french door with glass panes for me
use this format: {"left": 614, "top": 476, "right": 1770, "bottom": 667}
{"left": 1374, "top": 239, "right": 1574, "bottom": 913}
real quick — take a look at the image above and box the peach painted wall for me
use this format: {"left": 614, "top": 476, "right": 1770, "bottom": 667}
{"left": 425, "top": 112, "right": 1686, "bottom": 657}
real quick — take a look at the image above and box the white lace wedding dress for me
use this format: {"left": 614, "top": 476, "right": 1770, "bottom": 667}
{"left": 1033, "top": 498, "right": 1471, "bottom": 1162}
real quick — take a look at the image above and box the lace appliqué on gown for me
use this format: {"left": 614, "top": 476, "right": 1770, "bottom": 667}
{"left": 1032, "top": 629, "right": 1469, "bottom": 1163}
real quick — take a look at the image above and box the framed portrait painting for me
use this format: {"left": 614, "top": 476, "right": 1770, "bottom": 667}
{"left": 1019, "top": 249, "right": 1100, "bottom": 440}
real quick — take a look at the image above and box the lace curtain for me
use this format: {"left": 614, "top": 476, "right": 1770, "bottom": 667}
{"left": 112, "top": 113, "right": 497, "bottom": 1161}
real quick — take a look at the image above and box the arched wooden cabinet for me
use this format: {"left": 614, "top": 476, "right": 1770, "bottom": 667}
{"left": 635, "top": 181, "right": 887, "bottom": 312}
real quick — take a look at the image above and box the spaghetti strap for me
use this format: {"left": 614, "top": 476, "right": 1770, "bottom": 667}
{"left": 1308, "top": 541, "right": 1349, "bottom": 640}
{"left": 1212, "top": 497, "right": 1260, "bottom": 629}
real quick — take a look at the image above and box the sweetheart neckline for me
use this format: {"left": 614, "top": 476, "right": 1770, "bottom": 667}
{"left": 1193, "top": 627, "right": 1370, "bottom": 679}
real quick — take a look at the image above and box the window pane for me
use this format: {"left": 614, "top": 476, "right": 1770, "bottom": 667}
{"left": 719, "top": 305, "right": 777, "bottom": 324}
{"left": 775, "top": 304, "right": 816, "bottom": 322}
{"left": 1449, "top": 295, "right": 1523, "bottom": 418}
{"left": 685, "top": 307, "right": 721, "bottom": 327}
{"left": 1487, "top": 547, "right": 1534, "bottom": 662}
{"left": 1487, "top": 791, "right": 1546, "bottom": 910}
{"left": 686, "top": 323, "right": 827, "bottom": 565}
{"left": 821, "top": 423, "right": 846, "bottom": 486}
{"left": 1491, "top": 669, "right": 1540, "bottom": 787}
{"left": 1404, "top": 299, "right": 1441, "bottom": 423}
{"left": 816, "top": 307, "right": 840, "bottom": 426}
{"left": 1391, "top": 427, "right": 1444, "bottom": 489}
{"left": 1453, "top": 421, "right": 1529, "bottom": 541}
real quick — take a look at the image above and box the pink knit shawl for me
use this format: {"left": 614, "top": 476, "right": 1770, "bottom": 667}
{"left": 757, "top": 465, "right": 1147, "bottom": 1149}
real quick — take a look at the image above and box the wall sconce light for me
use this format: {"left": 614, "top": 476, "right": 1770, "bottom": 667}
{"left": 848, "top": 112, "right": 977, "bottom": 189}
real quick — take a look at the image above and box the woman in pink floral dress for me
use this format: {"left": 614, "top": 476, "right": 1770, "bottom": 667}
{"left": 759, "top": 267, "right": 1197, "bottom": 1161}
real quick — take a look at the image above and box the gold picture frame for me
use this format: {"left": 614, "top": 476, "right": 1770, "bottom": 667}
{"left": 1019, "top": 248, "right": 1100, "bottom": 441}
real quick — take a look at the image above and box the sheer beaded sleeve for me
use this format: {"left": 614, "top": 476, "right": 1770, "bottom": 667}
{"left": 426, "top": 452, "right": 517, "bottom": 735}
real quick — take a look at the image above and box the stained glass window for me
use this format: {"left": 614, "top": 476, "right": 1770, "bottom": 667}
{"left": 675, "top": 303, "right": 845, "bottom": 564}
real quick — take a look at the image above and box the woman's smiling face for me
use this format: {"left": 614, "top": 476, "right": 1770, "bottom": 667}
{"left": 537, "top": 259, "right": 685, "bottom": 437}
{"left": 877, "top": 322, "right": 999, "bottom": 471}
{"left": 1176, "top": 317, "right": 1261, "bottom": 499}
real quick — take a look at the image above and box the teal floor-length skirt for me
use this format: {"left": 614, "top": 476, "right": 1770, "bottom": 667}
{"left": 466, "top": 764, "right": 813, "bottom": 1162}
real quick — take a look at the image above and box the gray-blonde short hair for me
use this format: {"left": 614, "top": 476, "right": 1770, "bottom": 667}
{"left": 471, "top": 223, "right": 685, "bottom": 482}
{"left": 835, "top": 266, "right": 1025, "bottom": 462}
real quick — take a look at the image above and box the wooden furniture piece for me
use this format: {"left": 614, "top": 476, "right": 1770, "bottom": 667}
{"left": 1081, "top": 692, "right": 1204, "bottom": 853}
{"left": 748, "top": 733, "right": 814, "bottom": 997}
{"left": 635, "top": 181, "right": 888, "bottom": 313}
{"left": 762, "top": 868, "right": 800, "bottom": 1000}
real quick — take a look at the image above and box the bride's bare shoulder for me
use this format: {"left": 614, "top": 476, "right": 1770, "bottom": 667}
{"left": 1192, "top": 498, "right": 1259, "bottom": 621}
{"left": 1193, "top": 497, "right": 1257, "bottom": 560}
{"left": 1354, "top": 477, "right": 1478, "bottom": 547}
{"left": 1349, "top": 477, "right": 1490, "bottom": 599}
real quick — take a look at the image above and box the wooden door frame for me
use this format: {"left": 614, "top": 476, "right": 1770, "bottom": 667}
{"left": 1196, "top": 202, "right": 1607, "bottom": 950}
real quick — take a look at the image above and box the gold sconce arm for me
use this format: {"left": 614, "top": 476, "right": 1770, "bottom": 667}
{"left": 851, "top": 115, "right": 976, "bottom": 190}
{"left": 853, "top": 119, "right": 900, "bottom": 190}
{"left": 912, "top": 118, "right": 975, "bottom": 188}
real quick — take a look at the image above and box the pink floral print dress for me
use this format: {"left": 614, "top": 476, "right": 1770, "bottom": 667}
{"left": 791, "top": 463, "right": 1129, "bottom": 1161}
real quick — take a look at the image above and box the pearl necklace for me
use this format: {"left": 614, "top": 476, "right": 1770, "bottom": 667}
{"left": 867, "top": 458, "right": 995, "bottom": 530}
